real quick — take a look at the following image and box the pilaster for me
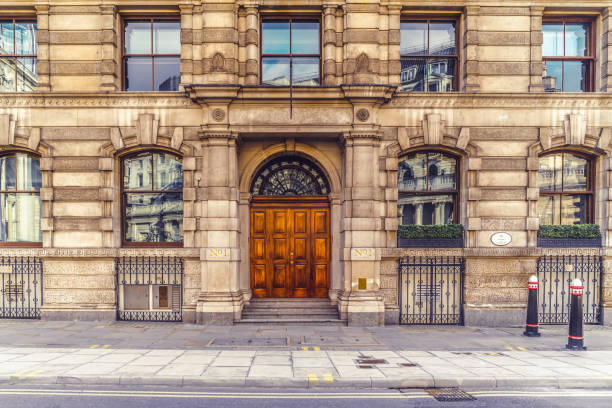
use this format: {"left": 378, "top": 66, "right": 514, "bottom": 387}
{"left": 602, "top": 8, "right": 612, "bottom": 92}
{"left": 463, "top": 6, "right": 480, "bottom": 92}
{"left": 179, "top": 4, "right": 194, "bottom": 90}
{"left": 35, "top": 5, "right": 51, "bottom": 92}
{"left": 244, "top": 5, "right": 259, "bottom": 85}
{"left": 529, "top": 7, "right": 545, "bottom": 92}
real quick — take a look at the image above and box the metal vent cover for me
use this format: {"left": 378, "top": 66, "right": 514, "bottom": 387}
{"left": 426, "top": 388, "right": 476, "bottom": 402}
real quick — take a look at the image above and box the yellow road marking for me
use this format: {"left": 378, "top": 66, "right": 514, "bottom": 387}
{"left": 516, "top": 346, "right": 527, "bottom": 351}
{"left": 24, "top": 370, "right": 43, "bottom": 379}
{"left": 313, "top": 346, "right": 320, "bottom": 351}
{"left": 301, "top": 346, "right": 309, "bottom": 351}
{"left": 102, "top": 345, "right": 111, "bottom": 349}
{"left": 307, "top": 374, "right": 318, "bottom": 385}
{"left": 10, "top": 369, "right": 31, "bottom": 378}
{"left": 89, "top": 345, "right": 99, "bottom": 349}
{"left": 323, "top": 373, "right": 333, "bottom": 383}
{"left": 505, "top": 346, "right": 515, "bottom": 351}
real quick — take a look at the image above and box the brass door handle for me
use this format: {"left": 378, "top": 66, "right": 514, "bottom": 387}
{"left": 290, "top": 252, "right": 294, "bottom": 265}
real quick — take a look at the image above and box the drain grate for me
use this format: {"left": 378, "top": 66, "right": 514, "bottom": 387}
{"left": 426, "top": 388, "right": 476, "bottom": 402}
{"left": 399, "top": 362, "right": 418, "bottom": 367}
{"left": 356, "top": 358, "right": 388, "bottom": 365}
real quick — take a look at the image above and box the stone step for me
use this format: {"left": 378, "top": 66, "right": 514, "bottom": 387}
{"left": 242, "top": 308, "right": 338, "bottom": 314}
{"left": 242, "top": 312, "right": 339, "bottom": 319}
{"left": 236, "top": 318, "right": 347, "bottom": 326}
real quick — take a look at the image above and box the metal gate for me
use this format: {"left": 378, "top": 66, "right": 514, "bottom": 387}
{"left": 399, "top": 256, "right": 464, "bottom": 325}
{"left": 537, "top": 255, "right": 602, "bottom": 324}
{"left": 116, "top": 256, "right": 183, "bottom": 322}
{"left": 0, "top": 257, "right": 43, "bottom": 319}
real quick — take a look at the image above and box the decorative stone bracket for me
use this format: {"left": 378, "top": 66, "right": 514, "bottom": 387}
{"left": 538, "top": 114, "right": 610, "bottom": 151}
{"left": 0, "top": 114, "right": 41, "bottom": 151}
{"left": 397, "top": 113, "right": 471, "bottom": 152}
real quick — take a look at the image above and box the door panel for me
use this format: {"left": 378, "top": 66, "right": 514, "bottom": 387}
{"left": 250, "top": 203, "right": 330, "bottom": 298}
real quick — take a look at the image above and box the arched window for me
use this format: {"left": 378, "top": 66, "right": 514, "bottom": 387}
{"left": 250, "top": 156, "right": 329, "bottom": 196}
{"left": 0, "top": 152, "right": 42, "bottom": 244}
{"left": 537, "top": 152, "right": 593, "bottom": 224}
{"left": 122, "top": 151, "right": 183, "bottom": 245}
{"left": 398, "top": 151, "right": 457, "bottom": 226}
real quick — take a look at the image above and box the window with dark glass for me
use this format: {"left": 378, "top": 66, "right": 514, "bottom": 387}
{"left": 122, "top": 152, "right": 183, "bottom": 245}
{"left": 542, "top": 19, "right": 593, "bottom": 92}
{"left": 0, "top": 18, "right": 37, "bottom": 92}
{"left": 0, "top": 153, "right": 42, "bottom": 244}
{"left": 398, "top": 152, "right": 457, "bottom": 226}
{"left": 537, "top": 152, "right": 593, "bottom": 225}
{"left": 261, "top": 17, "right": 320, "bottom": 86}
{"left": 123, "top": 18, "right": 180, "bottom": 91}
{"left": 400, "top": 19, "right": 457, "bottom": 92}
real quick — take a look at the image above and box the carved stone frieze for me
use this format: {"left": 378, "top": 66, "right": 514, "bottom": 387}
{"left": 0, "top": 248, "right": 201, "bottom": 258}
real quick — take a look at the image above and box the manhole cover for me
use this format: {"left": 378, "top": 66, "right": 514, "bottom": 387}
{"left": 211, "top": 338, "right": 287, "bottom": 346}
{"left": 426, "top": 388, "right": 476, "bottom": 402}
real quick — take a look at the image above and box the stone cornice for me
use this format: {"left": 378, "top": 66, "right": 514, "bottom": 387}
{"left": 0, "top": 247, "right": 200, "bottom": 258}
{"left": 381, "top": 247, "right": 605, "bottom": 258}
{"left": 389, "top": 93, "right": 612, "bottom": 109}
{"left": 0, "top": 92, "right": 195, "bottom": 108}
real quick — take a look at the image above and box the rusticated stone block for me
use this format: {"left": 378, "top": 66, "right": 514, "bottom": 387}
{"left": 99, "top": 187, "right": 113, "bottom": 201}
{"left": 526, "top": 217, "right": 539, "bottom": 231}
{"left": 526, "top": 187, "right": 539, "bottom": 201}
{"left": 99, "top": 217, "right": 113, "bottom": 231}
{"left": 468, "top": 218, "right": 482, "bottom": 231}
{"left": 183, "top": 217, "right": 197, "bottom": 231}
{"left": 40, "top": 188, "right": 54, "bottom": 201}
{"left": 55, "top": 187, "right": 99, "bottom": 201}
{"left": 183, "top": 187, "right": 196, "bottom": 201}
{"left": 55, "top": 218, "right": 100, "bottom": 231}
{"left": 40, "top": 158, "right": 53, "bottom": 171}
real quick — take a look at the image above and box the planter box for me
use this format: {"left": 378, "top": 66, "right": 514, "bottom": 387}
{"left": 398, "top": 238, "right": 463, "bottom": 248}
{"left": 537, "top": 237, "right": 602, "bottom": 248}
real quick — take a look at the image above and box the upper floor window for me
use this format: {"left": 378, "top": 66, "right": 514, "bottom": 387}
{"left": 261, "top": 17, "right": 320, "bottom": 86}
{"left": 0, "top": 152, "right": 42, "bottom": 244}
{"left": 122, "top": 151, "right": 183, "bottom": 245}
{"left": 537, "top": 152, "right": 593, "bottom": 224}
{"left": 400, "top": 19, "right": 457, "bottom": 92}
{"left": 0, "top": 19, "right": 37, "bottom": 92}
{"left": 123, "top": 18, "right": 180, "bottom": 91}
{"left": 542, "top": 19, "right": 593, "bottom": 92}
{"left": 398, "top": 151, "right": 457, "bottom": 226}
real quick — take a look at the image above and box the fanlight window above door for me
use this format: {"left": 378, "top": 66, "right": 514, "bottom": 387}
{"left": 251, "top": 156, "right": 330, "bottom": 196}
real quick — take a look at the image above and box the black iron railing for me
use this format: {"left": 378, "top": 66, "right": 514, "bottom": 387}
{"left": 0, "top": 257, "right": 42, "bottom": 319}
{"left": 537, "top": 255, "right": 602, "bottom": 324}
{"left": 116, "top": 256, "right": 183, "bottom": 322}
{"left": 399, "top": 256, "right": 464, "bottom": 325}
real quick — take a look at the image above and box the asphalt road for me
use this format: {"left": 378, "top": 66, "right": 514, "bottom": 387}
{"left": 0, "top": 386, "right": 611, "bottom": 408}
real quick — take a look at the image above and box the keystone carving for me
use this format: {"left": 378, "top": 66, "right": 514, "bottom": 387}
{"left": 110, "top": 128, "right": 124, "bottom": 150}
{"left": 564, "top": 114, "right": 586, "bottom": 146}
{"left": 171, "top": 127, "right": 184, "bottom": 150}
{"left": 0, "top": 114, "right": 16, "bottom": 146}
{"left": 136, "top": 113, "right": 159, "bottom": 145}
{"left": 28, "top": 128, "right": 41, "bottom": 151}
{"left": 456, "top": 127, "right": 470, "bottom": 150}
{"left": 423, "top": 114, "right": 443, "bottom": 145}
{"left": 597, "top": 128, "right": 611, "bottom": 150}
{"left": 539, "top": 127, "right": 552, "bottom": 150}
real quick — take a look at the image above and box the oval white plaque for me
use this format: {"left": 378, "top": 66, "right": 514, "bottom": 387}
{"left": 491, "top": 232, "right": 512, "bottom": 246}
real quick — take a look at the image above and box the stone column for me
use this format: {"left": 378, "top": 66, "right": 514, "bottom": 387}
{"left": 35, "top": 5, "right": 51, "bottom": 92}
{"left": 179, "top": 4, "right": 194, "bottom": 90}
{"left": 338, "top": 132, "right": 385, "bottom": 326}
{"left": 322, "top": 4, "right": 337, "bottom": 86}
{"left": 100, "top": 5, "right": 117, "bottom": 92}
{"left": 602, "top": 8, "right": 612, "bottom": 92}
{"left": 196, "top": 131, "right": 242, "bottom": 325}
{"left": 463, "top": 6, "right": 480, "bottom": 92}
{"left": 529, "top": 7, "right": 545, "bottom": 92}
{"left": 244, "top": 6, "right": 259, "bottom": 85}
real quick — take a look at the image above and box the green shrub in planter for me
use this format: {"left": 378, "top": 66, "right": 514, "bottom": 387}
{"left": 537, "top": 224, "right": 601, "bottom": 239}
{"left": 398, "top": 224, "right": 464, "bottom": 239}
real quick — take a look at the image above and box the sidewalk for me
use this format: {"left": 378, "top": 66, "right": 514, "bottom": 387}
{"left": 0, "top": 320, "right": 611, "bottom": 389}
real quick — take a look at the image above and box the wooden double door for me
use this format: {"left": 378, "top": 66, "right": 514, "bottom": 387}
{"left": 250, "top": 197, "right": 330, "bottom": 298}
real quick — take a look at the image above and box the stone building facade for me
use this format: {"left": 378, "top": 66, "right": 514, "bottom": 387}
{"left": 0, "top": 0, "right": 612, "bottom": 326}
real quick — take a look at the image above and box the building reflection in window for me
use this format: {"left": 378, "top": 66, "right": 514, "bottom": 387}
{"left": 398, "top": 152, "right": 457, "bottom": 225}
{"left": 0, "top": 153, "right": 41, "bottom": 242}
{"left": 123, "top": 152, "right": 183, "bottom": 243}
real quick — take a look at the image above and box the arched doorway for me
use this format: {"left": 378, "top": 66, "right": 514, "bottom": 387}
{"left": 249, "top": 156, "right": 331, "bottom": 298}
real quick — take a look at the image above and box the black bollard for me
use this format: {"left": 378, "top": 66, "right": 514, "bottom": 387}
{"left": 523, "top": 275, "right": 540, "bottom": 337}
{"left": 566, "top": 278, "right": 586, "bottom": 351}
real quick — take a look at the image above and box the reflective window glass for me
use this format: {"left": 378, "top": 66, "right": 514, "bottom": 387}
{"left": 400, "top": 57, "right": 425, "bottom": 91}
{"left": 398, "top": 193, "right": 455, "bottom": 225}
{"left": 428, "top": 153, "right": 456, "bottom": 191}
{"left": 543, "top": 24, "right": 564, "bottom": 56}
{"left": 123, "top": 152, "right": 183, "bottom": 244}
{"left": 124, "top": 193, "right": 183, "bottom": 243}
{"left": 400, "top": 21, "right": 427, "bottom": 55}
{"left": 430, "top": 21, "right": 455, "bottom": 55}
{"left": 261, "top": 18, "right": 320, "bottom": 86}
{"left": 0, "top": 153, "right": 42, "bottom": 243}
{"left": 125, "top": 21, "right": 151, "bottom": 54}
{"left": 563, "top": 60, "right": 589, "bottom": 92}
{"left": 538, "top": 153, "right": 562, "bottom": 191}
{"left": 153, "top": 21, "right": 180, "bottom": 54}
{"left": 124, "top": 19, "right": 180, "bottom": 91}
{"left": 563, "top": 154, "right": 588, "bottom": 190}
{"left": 292, "top": 21, "right": 319, "bottom": 54}
{"left": 565, "top": 23, "right": 588, "bottom": 57}
{"left": 0, "top": 19, "right": 37, "bottom": 92}
{"left": 262, "top": 21, "right": 290, "bottom": 54}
